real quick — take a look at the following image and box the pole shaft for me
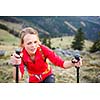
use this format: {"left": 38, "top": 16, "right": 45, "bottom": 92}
{"left": 15, "top": 65, "right": 19, "bottom": 83}
{"left": 76, "top": 67, "right": 79, "bottom": 83}
{"left": 15, "top": 49, "right": 21, "bottom": 83}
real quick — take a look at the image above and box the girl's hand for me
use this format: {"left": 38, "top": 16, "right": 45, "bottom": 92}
{"left": 63, "top": 57, "right": 82, "bottom": 69}
{"left": 10, "top": 53, "right": 21, "bottom": 65}
{"left": 72, "top": 57, "right": 82, "bottom": 68}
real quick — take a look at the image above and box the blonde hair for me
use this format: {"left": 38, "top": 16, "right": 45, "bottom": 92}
{"left": 20, "top": 27, "right": 39, "bottom": 47}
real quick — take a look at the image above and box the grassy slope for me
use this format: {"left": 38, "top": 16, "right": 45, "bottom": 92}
{"left": 51, "top": 36, "right": 93, "bottom": 51}
{"left": 51, "top": 36, "right": 100, "bottom": 83}
{"left": 0, "top": 25, "right": 20, "bottom": 82}
{"left": 0, "top": 29, "right": 19, "bottom": 45}
{"left": 0, "top": 20, "right": 22, "bottom": 31}
{"left": 0, "top": 29, "right": 20, "bottom": 55}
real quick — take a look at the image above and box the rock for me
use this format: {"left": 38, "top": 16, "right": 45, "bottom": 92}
{"left": 90, "top": 60, "right": 100, "bottom": 67}
{"left": 0, "top": 50, "right": 6, "bottom": 56}
{"left": 96, "top": 74, "right": 100, "bottom": 82}
{"left": 95, "top": 51, "right": 100, "bottom": 54}
{"left": 55, "top": 48, "right": 81, "bottom": 58}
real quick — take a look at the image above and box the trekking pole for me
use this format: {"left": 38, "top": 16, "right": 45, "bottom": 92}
{"left": 15, "top": 49, "right": 21, "bottom": 83}
{"left": 72, "top": 55, "right": 80, "bottom": 83}
{"left": 74, "top": 55, "right": 80, "bottom": 83}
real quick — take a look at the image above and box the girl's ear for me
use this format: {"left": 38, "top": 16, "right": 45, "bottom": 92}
{"left": 37, "top": 41, "right": 41, "bottom": 48}
{"left": 39, "top": 41, "right": 41, "bottom": 45}
{"left": 21, "top": 44, "right": 24, "bottom": 48}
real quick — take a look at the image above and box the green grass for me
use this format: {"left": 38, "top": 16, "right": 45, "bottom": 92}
{"left": 0, "top": 28, "right": 21, "bottom": 83}
{"left": 0, "top": 29, "right": 19, "bottom": 45}
{"left": 0, "top": 20, "right": 22, "bottom": 31}
{"left": 51, "top": 36, "right": 74, "bottom": 49}
{"left": 51, "top": 36, "right": 93, "bottom": 50}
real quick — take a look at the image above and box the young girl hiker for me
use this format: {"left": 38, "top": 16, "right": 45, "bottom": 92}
{"left": 10, "top": 27, "right": 82, "bottom": 83}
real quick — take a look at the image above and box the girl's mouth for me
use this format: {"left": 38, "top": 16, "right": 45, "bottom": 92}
{"left": 31, "top": 48, "right": 35, "bottom": 51}
{"left": 30, "top": 48, "right": 37, "bottom": 53}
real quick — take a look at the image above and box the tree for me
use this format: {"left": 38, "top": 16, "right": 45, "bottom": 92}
{"left": 71, "top": 27, "right": 85, "bottom": 50}
{"left": 48, "top": 37, "right": 52, "bottom": 48}
{"left": 42, "top": 36, "right": 52, "bottom": 49}
{"left": 90, "top": 32, "right": 100, "bottom": 53}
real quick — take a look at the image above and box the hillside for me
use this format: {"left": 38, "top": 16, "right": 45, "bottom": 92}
{"left": 16, "top": 16, "right": 100, "bottom": 41}
{"left": 0, "top": 16, "right": 100, "bottom": 41}
{"left": 0, "top": 29, "right": 19, "bottom": 82}
{"left": 0, "top": 26, "right": 99, "bottom": 83}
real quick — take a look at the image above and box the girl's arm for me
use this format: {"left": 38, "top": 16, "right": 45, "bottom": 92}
{"left": 63, "top": 57, "right": 82, "bottom": 69}
{"left": 41, "top": 45, "right": 82, "bottom": 69}
{"left": 10, "top": 53, "right": 24, "bottom": 82}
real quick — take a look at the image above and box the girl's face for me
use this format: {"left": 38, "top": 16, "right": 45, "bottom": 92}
{"left": 23, "top": 34, "right": 40, "bottom": 56}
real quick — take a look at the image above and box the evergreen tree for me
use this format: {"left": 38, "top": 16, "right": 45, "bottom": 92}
{"left": 42, "top": 36, "right": 52, "bottom": 49}
{"left": 42, "top": 37, "right": 47, "bottom": 46}
{"left": 71, "top": 27, "right": 85, "bottom": 50}
{"left": 47, "top": 37, "right": 51, "bottom": 48}
{"left": 90, "top": 32, "right": 100, "bottom": 53}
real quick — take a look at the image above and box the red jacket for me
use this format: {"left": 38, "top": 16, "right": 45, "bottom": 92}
{"left": 19, "top": 45, "right": 64, "bottom": 83}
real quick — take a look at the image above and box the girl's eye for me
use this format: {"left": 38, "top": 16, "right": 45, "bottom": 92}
{"left": 27, "top": 41, "right": 38, "bottom": 45}
{"left": 34, "top": 41, "right": 38, "bottom": 44}
{"left": 27, "top": 42, "right": 32, "bottom": 45}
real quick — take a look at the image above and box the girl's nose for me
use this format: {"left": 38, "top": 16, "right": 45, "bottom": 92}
{"left": 32, "top": 43, "right": 36, "bottom": 47}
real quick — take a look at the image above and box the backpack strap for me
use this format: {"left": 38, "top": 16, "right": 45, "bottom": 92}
{"left": 21, "top": 47, "right": 50, "bottom": 81}
{"left": 38, "top": 46, "right": 47, "bottom": 62}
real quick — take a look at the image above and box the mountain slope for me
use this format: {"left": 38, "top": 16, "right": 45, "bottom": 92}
{"left": 0, "top": 16, "right": 100, "bottom": 40}
{"left": 16, "top": 16, "right": 100, "bottom": 40}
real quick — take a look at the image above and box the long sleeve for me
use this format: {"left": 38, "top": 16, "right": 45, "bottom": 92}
{"left": 19, "top": 61, "right": 24, "bottom": 76}
{"left": 41, "top": 45, "right": 64, "bottom": 68}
